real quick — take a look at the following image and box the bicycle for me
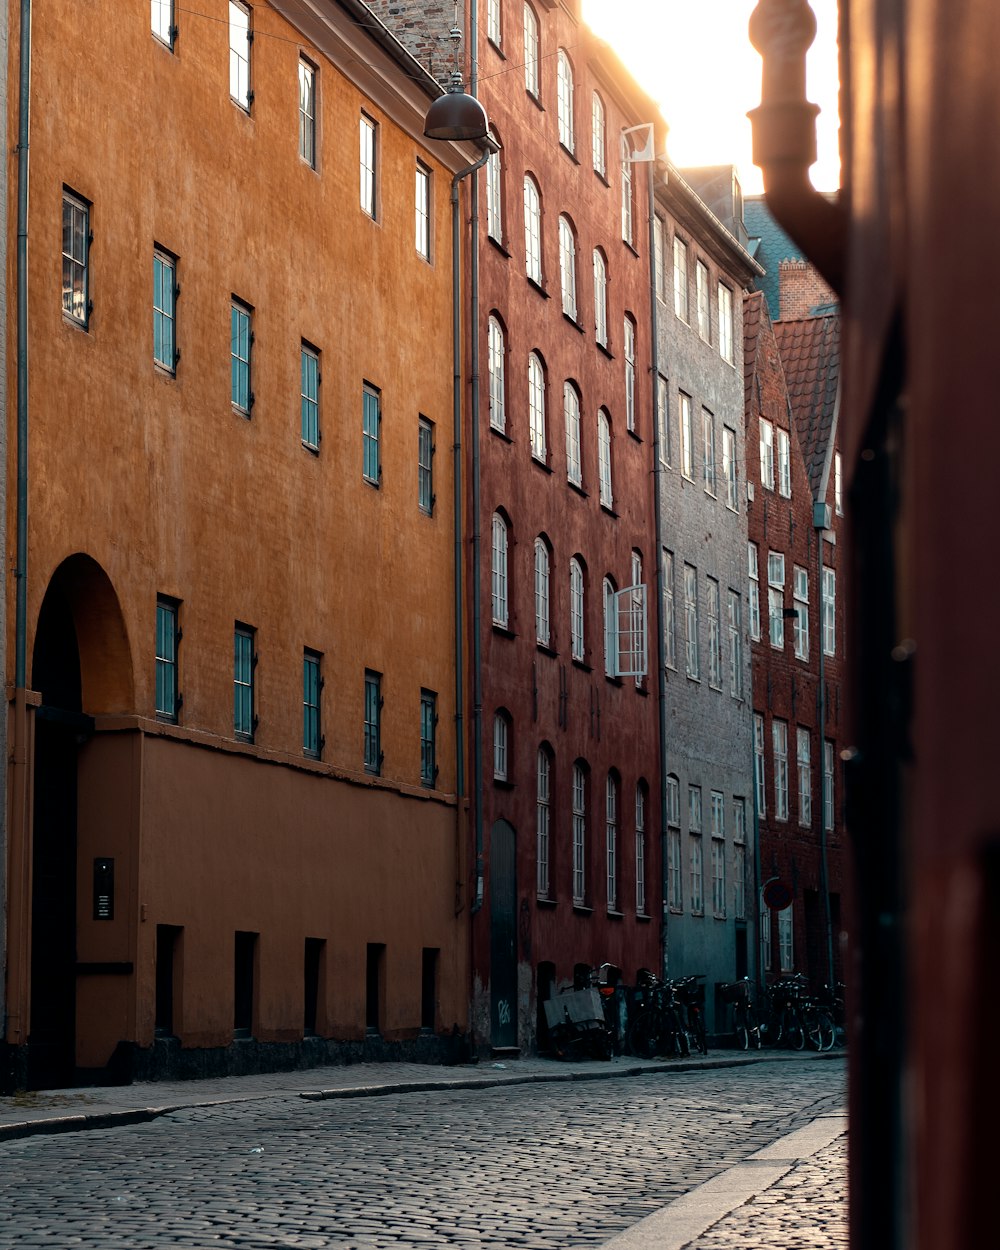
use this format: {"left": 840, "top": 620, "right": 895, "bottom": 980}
{"left": 625, "top": 969, "right": 689, "bottom": 1059}
{"left": 671, "top": 974, "right": 708, "bottom": 1055}
{"left": 719, "top": 977, "right": 761, "bottom": 1050}
{"left": 762, "top": 975, "right": 808, "bottom": 1049}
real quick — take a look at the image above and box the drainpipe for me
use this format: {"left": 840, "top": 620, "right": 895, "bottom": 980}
{"left": 813, "top": 377, "right": 840, "bottom": 993}
{"left": 747, "top": 0, "right": 844, "bottom": 295}
{"left": 647, "top": 159, "right": 670, "bottom": 978}
{"left": 15, "top": 0, "right": 30, "bottom": 691}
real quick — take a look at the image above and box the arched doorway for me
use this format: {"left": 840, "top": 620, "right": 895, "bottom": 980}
{"left": 489, "top": 819, "right": 518, "bottom": 1050}
{"left": 27, "top": 555, "right": 132, "bottom": 1088}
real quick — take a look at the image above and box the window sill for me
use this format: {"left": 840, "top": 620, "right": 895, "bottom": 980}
{"left": 572, "top": 904, "right": 593, "bottom": 916}
{"left": 493, "top": 776, "right": 515, "bottom": 790}
{"left": 624, "top": 240, "right": 640, "bottom": 259}
{"left": 536, "top": 895, "right": 557, "bottom": 909}
{"left": 559, "top": 141, "right": 579, "bottom": 164}
{"left": 571, "top": 658, "right": 592, "bottom": 673}
{"left": 563, "top": 312, "right": 585, "bottom": 332}
{"left": 531, "top": 455, "right": 553, "bottom": 473}
{"left": 233, "top": 406, "right": 252, "bottom": 421}
{"left": 527, "top": 91, "right": 544, "bottom": 111}
{"left": 596, "top": 341, "right": 613, "bottom": 359}
{"left": 487, "top": 235, "right": 511, "bottom": 259}
{"left": 605, "top": 674, "right": 623, "bottom": 688}
{"left": 636, "top": 913, "right": 652, "bottom": 923}
{"left": 488, "top": 38, "right": 505, "bottom": 58}
{"left": 606, "top": 909, "right": 624, "bottom": 920}
{"left": 600, "top": 502, "right": 618, "bottom": 519}
{"left": 490, "top": 425, "right": 513, "bottom": 444}
{"left": 536, "top": 642, "right": 558, "bottom": 659}
{"left": 627, "top": 427, "right": 642, "bottom": 443}
{"left": 302, "top": 441, "right": 320, "bottom": 456}
{"left": 687, "top": 673, "right": 701, "bottom": 684}
{"left": 669, "top": 906, "right": 684, "bottom": 916}
{"left": 492, "top": 623, "right": 517, "bottom": 640}
{"left": 634, "top": 683, "right": 649, "bottom": 697}
{"left": 594, "top": 170, "right": 610, "bottom": 188}
{"left": 568, "top": 479, "right": 588, "bottom": 498}
{"left": 527, "top": 276, "right": 550, "bottom": 299}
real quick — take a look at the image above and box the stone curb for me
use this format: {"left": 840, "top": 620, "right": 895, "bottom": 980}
{"left": 0, "top": 1049, "right": 846, "bottom": 1145}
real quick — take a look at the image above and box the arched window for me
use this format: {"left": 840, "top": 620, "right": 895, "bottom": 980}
{"left": 557, "top": 49, "right": 574, "bottom": 151}
{"left": 593, "top": 250, "right": 608, "bottom": 347}
{"left": 524, "top": 175, "right": 542, "bottom": 283}
{"left": 570, "top": 557, "right": 585, "bottom": 661}
{"left": 572, "top": 761, "right": 587, "bottom": 905}
{"left": 493, "top": 709, "right": 511, "bottom": 781}
{"left": 592, "top": 91, "right": 606, "bottom": 177}
{"left": 559, "top": 215, "right": 577, "bottom": 319}
{"left": 536, "top": 745, "right": 553, "bottom": 897}
{"left": 528, "top": 351, "right": 546, "bottom": 460}
{"left": 491, "top": 512, "right": 509, "bottom": 627}
{"left": 603, "top": 575, "right": 618, "bottom": 676}
{"left": 523, "top": 4, "right": 540, "bottom": 98}
{"left": 534, "top": 536, "right": 551, "bottom": 646}
{"left": 624, "top": 315, "right": 636, "bottom": 432}
{"left": 598, "top": 409, "right": 613, "bottom": 508}
{"left": 486, "top": 131, "right": 503, "bottom": 242}
{"left": 606, "top": 772, "right": 619, "bottom": 910}
{"left": 488, "top": 315, "right": 506, "bottom": 433}
{"left": 564, "top": 382, "right": 582, "bottom": 486}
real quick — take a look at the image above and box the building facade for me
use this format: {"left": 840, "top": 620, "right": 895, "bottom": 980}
{"left": 3, "top": 0, "right": 479, "bottom": 1090}
{"left": 653, "top": 168, "right": 762, "bottom": 1033}
{"left": 743, "top": 291, "right": 847, "bottom": 993}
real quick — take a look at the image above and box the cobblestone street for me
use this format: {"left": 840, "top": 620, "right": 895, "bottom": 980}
{"left": 0, "top": 1057, "right": 845, "bottom": 1249}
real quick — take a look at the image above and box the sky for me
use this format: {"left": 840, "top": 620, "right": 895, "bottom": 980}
{"left": 580, "top": 0, "right": 840, "bottom": 194}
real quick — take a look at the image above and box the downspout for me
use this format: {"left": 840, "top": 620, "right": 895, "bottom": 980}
{"left": 15, "top": 0, "right": 29, "bottom": 691}
{"left": 747, "top": 0, "right": 844, "bottom": 295}
{"left": 813, "top": 375, "right": 840, "bottom": 992}
{"left": 647, "top": 159, "right": 670, "bottom": 978}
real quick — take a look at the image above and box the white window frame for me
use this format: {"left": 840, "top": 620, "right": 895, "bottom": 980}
{"left": 653, "top": 215, "right": 666, "bottom": 302}
{"left": 684, "top": 563, "right": 699, "bottom": 679}
{"left": 603, "top": 578, "right": 618, "bottom": 677}
{"left": 593, "top": 251, "right": 608, "bottom": 347}
{"left": 570, "top": 558, "right": 585, "bottom": 661}
{"left": 680, "top": 392, "right": 693, "bottom": 479}
{"left": 761, "top": 890, "right": 773, "bottom": 971}
{"left": 667, "top": 775, "right": 682, "bottom": 911}
{"left": 523, "top": 3, "right": 540, "bottom": 98}
{"left": 733, "top": 799, "right": 747, "bottom": 920}
{"left": 537, "top": 749, "right": 551, "bottom": 897}
{"left": 793, "top": 565, "right": 809, "bottom": 660}
{"left": 768, "top": 551, "right": 785, "bottom": 649}
{"left": 591, "top": 92, "right": 606, "bottom": 176}
{"left": 673, "top": 236, "right": 689, "bottom": 322}
{"left": 703, "top": 409, "right": 716, "bottom": 495}
{"left": 486, "top": 140, "right": 503, "bottom": 242}
{"left": 624, "top": 318, "right": 636, "bottom": 432}
{"left": 415, "top": 162, "right": 431, "bottom": 260}
{"left": 690, "top": 832, "right": 704, "bottom": 914}
{"left": 487, "top": 0, "right": 502, "bottom": 47}
{"left": 748, "top": 543, "right": 761, "bottom": 641}
{"left": 773, "top": 718, "right": 789, "bottom": 821}
{"left": 778, "top": 904, "right": 794, "bottom": 972}
{"left": 707, "top": 577, "right": 722, "bottom": 689}
{"left": 621, "top": 139, "right": 633, "bottom": 245}
{"left": 557, "top": 49, "right": 575, "bottom": 152}
{"left": 534, "top": 538, "right": 551, "bottom": 647}
{"left": 229, "top": 1, "right": 252, "bottom": 110}
{"left": 299, "top": 58, "right": 316, "bottom": 168}
{"left": 559, "top": 216, "right": 577, "bottom": 319}
{"left": 696, "top": 260, "right": 710, "bottom": 341}
{"left": 777, "top": 426, "right": 792, "bottom": 497}
{"left": 824, "top": 740, "right": 835, "bottom": 832}
{"left": 564, "top": 383, "right": 582, "bottom": 485}
{"left": 797, "top": 726, "right": 812, "bottom": 827}
{"left": 711, "top": 791, "right": 726, "bottom": 918}
{"left": 606, "top": 774, "right": 618, "bottom": 910}
{"left": 488, "top": 316, "right": 506, "bottom": 433}
{"left": 360, "top": 114, "right": 377, "bottom": 219}
{"left": 493, "top": 712, "right": 509, "bottom": 781}
{"left": 152, "top": 0, "right": 174, "bottom": 47}
{"left": 657, "top": 375, "right": 670, "bottom": 465}
{"left": 524, "top": 175, "right": 542, "bottom": 283}
{"left": 635, "top": 785, "right": 647, "bottom": 915}
{"left": 630, "top": 550, "right": 645, "bottom": 688}
{"left": 572, "top": 764, "right": 586, "bottom": 905}
{"left": 663, "top": 549, "right": 677, "bottom": 670}
{"left": 760, "top": 419, "right": 775, "bottom": 490}
{"left": 62, "top": 190, "right": 90, "bottom": 327}
{"left": 754, "top": 713, "right": 766, "bottom": 817}
{"left": 822, "top": 566, "right": 836, "bottom": 656}
{"left": 718, "top": 282, "right": 734, "bottom": 363}
{"left": 723, "top": 426, "right": 738, "bottom": 510}
{"left": 491, "top": 513, "right": 509, "bottom": 628}
{"left": 528, "top": 352, "right": 547, "bottom": 461}
{"left": 728, "top": 590, "right": 743, "bottom": 699}
{"left": 598, "top": 410, "right": 613, "bottom": 508}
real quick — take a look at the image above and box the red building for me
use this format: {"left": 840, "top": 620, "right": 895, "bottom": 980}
{"left": 743, "top": 291, "right": 848, "bottom": 991}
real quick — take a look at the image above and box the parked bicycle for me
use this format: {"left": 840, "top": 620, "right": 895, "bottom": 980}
{"left": 544, "top": 963, "right": 621, "bottom": 1061}
{"left": 818, "top": 980, "right": 848, "bottom": 1047}
{"left": 719, "top": 977, "right": 761, "bottom": 1050}
{"left": 625, "top": 968, "right": 689, "bottom": 1059}
{"left": 762, "top": 974, "right": 835, "bottom": 1051}
{"left": 670, "top": 974, "right": 708, "bottom": 1055}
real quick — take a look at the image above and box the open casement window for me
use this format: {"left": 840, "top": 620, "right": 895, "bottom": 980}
{"left": 606, "top": 583, "right": 648, "bottom": 678}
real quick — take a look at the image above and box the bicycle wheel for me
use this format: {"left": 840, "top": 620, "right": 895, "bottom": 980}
{"left": 747, "top": 1002, "right": 762, "bottom": 1049}
{"left": 734, "top": 1004, "right": 749, "bottom": 1051}
{"left": 669, "top": 1009, "right": 690, "bottom": 1057}
{"left": 787, "top": 1009, "right": 806, "bottom": 1051}
{"left": 817, "top": 1008, "right": 836, "bottom": 1052}
{"left": 693, "top": 1011, "right": 708, "bottom": 1055}
{"left": 627, "top": 1010, "right": 660, "bottom": 1059}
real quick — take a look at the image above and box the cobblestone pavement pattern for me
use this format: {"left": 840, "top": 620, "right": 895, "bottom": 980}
{"left": 0, "top": 1059, "right": 844, "bottom": 1249}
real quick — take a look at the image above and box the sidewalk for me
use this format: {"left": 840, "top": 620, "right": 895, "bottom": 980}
{"left": 0, "top": 1048, "right": 844, "bottom": 1144}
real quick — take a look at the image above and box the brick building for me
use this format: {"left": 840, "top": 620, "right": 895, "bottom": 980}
{"left": 2, "top": 0, "right": 482, "bottom": 1090}
{"left": 743, "top": 291, "right": 848, "bottom": 991}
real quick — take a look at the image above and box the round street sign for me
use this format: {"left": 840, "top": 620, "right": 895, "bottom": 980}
{"left": 762, "top": 878, "right": 793, "bottom": 910}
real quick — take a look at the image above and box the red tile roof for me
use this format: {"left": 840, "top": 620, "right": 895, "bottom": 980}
{"left": 773, "top": 313, "right": 840, "bottom": 497}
